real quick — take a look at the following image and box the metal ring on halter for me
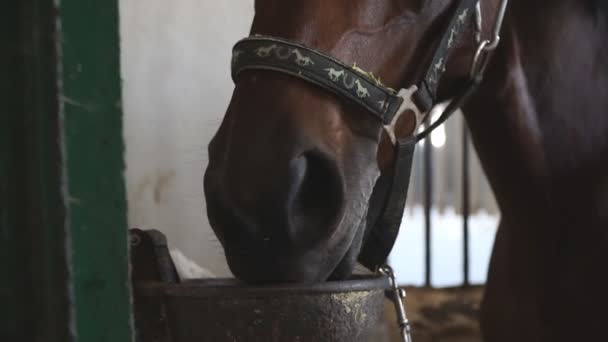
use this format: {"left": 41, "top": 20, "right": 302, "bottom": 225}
{"left": 470, "top": 40, "right": 492, "bottom": 80}
{"left": 484, "top": 36, "right": 501, "bottom": 51}
{"left": 482, "top": 0, "right": 510, "bottom": 51}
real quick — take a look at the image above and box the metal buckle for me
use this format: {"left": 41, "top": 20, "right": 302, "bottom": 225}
{"left": 379, "top": 265, "right": 413, "bottom": 342}
{"left": 384, "top": 86, "right": 426, "bottom": 146}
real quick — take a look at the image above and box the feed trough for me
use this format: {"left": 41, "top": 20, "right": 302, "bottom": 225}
{"left": 131, "top": 229, "right": 392, "bottom": 342}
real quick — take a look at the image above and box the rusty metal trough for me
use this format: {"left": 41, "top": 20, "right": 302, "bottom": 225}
{"left": 131, "top": 229, "right": 392, "bottom": 342}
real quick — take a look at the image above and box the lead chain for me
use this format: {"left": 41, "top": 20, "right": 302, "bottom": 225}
{"left": 379, "top": 265, "right": 413, "bottom": 342}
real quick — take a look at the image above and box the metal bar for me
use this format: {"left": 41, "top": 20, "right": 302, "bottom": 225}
{"left": 423, "top": 131, "right": 433, "bottom": 287}
{"left": 462, "top": 121, "right": 471, "bottom": 286}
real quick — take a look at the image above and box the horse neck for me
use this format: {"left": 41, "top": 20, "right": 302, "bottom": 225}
{"left": 463, "top": 0, "right": 608, "bottom": 227}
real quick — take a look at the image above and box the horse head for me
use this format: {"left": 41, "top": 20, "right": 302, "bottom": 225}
{"left": 204, "top": 0, "right": 497, "bottom": 284}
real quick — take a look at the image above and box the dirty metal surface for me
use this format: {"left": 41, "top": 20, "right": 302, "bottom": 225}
{"left": 137, "top": 277, "right": 391, "bottom": 342}
{"left": 131, "top": 229, "right": 485, "bottom": 342}
{"left": 131, "top": 229, "right": 393, "bottom": 342}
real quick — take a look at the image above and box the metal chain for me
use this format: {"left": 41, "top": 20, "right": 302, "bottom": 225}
{"left": 379, "top": 265, "right": 413, "bottom": 342}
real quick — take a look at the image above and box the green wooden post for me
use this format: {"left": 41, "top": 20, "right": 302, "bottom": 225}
{"left": 60, "top": 0, "right": 134, "bottom": 340}
{"left": 1, "top": 1, "right": 133, "bottom": 341}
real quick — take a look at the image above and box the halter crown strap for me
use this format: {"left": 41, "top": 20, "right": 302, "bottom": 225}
{"left": 413, "top": 0, "right": 479, "bottom": 112}
{"left": 232, "top": 36, "right": 404, "bottom": 125}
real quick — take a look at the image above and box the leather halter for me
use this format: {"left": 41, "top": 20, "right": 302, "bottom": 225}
{"left": 232, "top": 37, "right": 404, "bottom": 125}
{"left": 230, "top": 0, "right": 493, "bottom": 271}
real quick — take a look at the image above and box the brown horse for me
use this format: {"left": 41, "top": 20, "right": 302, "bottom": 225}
{"left": 204, "top": 0, "right": 608, "bottom": 341}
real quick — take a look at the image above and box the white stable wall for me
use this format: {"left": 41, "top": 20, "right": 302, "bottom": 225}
{"left": 120, "top": 0, "right": 254, "bottom": 277}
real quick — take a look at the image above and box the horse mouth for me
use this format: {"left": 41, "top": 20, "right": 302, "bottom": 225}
{"left": 223, "top": 246, "right": 333, "bottom": 284}
{"left": 216, "top": 208, "right": 369, "bottom": 284}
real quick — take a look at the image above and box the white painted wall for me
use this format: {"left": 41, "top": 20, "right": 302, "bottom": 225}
{"left": 120, "top": 0, "right": 254, "bottom": 277}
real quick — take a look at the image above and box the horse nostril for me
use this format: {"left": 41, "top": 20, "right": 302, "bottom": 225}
{"left": 286, "top": 151, "right": 344, "bottom": 247}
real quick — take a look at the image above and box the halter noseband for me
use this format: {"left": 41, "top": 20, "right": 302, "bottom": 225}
{"left": 229, "top": 0, "right": 508, "bottom": 271}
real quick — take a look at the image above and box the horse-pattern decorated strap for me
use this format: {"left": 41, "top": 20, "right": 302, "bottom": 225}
{"left": 231, "top": 36, "right": 404, "bottom": 125}
{"left": 413, "top": 0, "right": 479, "bottom": 112}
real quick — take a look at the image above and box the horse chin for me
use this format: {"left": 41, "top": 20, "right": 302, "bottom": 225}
{"left": 327, "top": 247, "right": 360, "bottom": 281}
{"left": 327, "top": 212, "right": 369, "bottom": 281}
{"left": 223, "top": 211, "right": 370, "bottom": 284}
{"left": 224, "top": 244, "right": 352, "bottom": 284}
